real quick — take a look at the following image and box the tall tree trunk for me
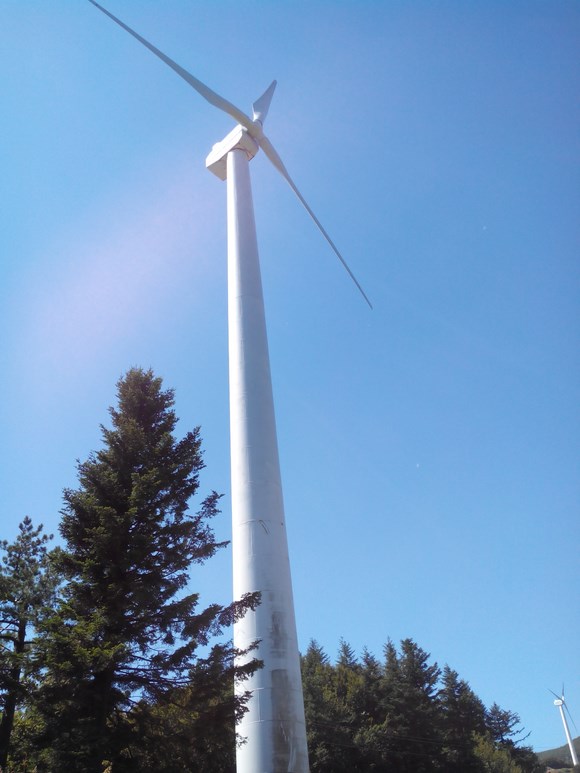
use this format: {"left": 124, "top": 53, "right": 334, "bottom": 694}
{"left": 0, "top": 618, "right": 26, "bottom": 768}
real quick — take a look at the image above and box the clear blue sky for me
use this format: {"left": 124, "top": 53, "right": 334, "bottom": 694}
{"left": 1, "top": 0, "right": 578, "bottom": 754}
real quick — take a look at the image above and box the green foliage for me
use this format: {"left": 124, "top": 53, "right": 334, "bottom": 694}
{"left": 0, "top": 517, "right": 59, "bottom": 768}
{"left": 123, "top": 642, "right": 254, "bottom": 772}
{"left": 16, "top": 368, "right": 259, "bottom": 772}
{"left": 4, "top": 707, "right": 53, "bottom": 772}
{"left": 473, "top": 732, "right": 523, "bottom": 772}
{"left": 301, "top": 638, "right": 543, "bottom": 773}
{"left": 301, "top": 639, "right": 364, "bottom": 772}
{"left": 485, "top": 703, "right": 544, "bottom": 773}
{"left": 380, "top": 638, "right": 443, "bottom": 772}
{"left": 439, "top": 665, "right": 487, "bottom": 772}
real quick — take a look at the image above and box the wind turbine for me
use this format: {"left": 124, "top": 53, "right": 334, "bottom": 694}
{"left": 88, "top": 3, "right": 371, "bottom": 772}
{"left": 550, "top": 686, "right": 579, "bottom": 767}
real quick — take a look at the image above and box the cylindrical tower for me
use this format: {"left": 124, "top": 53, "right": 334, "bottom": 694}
{"left": 207, "top": 132, "right": 309, "bottom": 772}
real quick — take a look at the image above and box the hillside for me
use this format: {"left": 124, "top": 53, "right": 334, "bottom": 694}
{"left": 536, "top": 736, "right": 580, "bottom": 768}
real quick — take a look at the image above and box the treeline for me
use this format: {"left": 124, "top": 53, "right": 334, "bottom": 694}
{"left": 0, "top": 369, "right": 543, "bottom": 771}
{"left": 301, "top": 638, "right": 543, "bottom": 772}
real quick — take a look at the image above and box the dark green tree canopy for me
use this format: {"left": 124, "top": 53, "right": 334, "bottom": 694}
{"left": 31, "top": 368, "right": 259, "bottom": 772}
{"left": 0, "top": 517, "right": 58, "bottom": 768}
{"left": 301, "top": 638, "right": 543, "bottom": 773}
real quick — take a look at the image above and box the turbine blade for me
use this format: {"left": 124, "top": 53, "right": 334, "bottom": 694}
{"left": 252, "top": 80, "right": 277, "bottom": 124}
{"left": 549, "top": 689, "right": 561, "bottom": 700}
{"left": 564, "top": 703, "right": 578, "bottom": 732}
{"left": 258, "top": 134, "right": 373, "bottom": 309}
{"left": 87, "top": 1, "right": 372, "bottom": 308}
{"left": 87, "top": 0, "right": 253, "bottom": 130}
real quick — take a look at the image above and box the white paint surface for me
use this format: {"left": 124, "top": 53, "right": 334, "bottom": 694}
{"left": 213, "top": 141, "right": 309, "bottom": 772}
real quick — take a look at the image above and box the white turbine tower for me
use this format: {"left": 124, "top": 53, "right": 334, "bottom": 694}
{"left": 88, "top": 3, "right": 371, "bottom": 772}
{"left": 550, "top": 687, "right": 579, "bottom": 767}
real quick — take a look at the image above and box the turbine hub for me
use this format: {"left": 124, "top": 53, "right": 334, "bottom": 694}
{"left": 249, "top": 120, "right": 264, "bottom": 141}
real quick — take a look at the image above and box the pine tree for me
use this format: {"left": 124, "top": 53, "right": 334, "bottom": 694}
{"left": 0, "top": 518, "right": 58, "bottom": 768}
{"left": 355, "top": 647, "right": 384, "bottom": 727}
{"left": 34, "top": 368, "right": 259, "bottom": 772}
{"left": 301, "top": 640, "right": 367, "bottom": 772}
{"left": 350, "top": 648, "right": 389, "bottom": 771}
{"left": 438, "top": 665, "right": 486, "bottom": 772}
{"left": 300, "top": 637, "right": 543, "bottom": 773}
{"left": 301, "top": 641, "right": 337, "bottom": 772}
{"left": 485, "top": 704, "right": 543, "bottom": 773}
{"left": 118, "top": 641, "right": 250, "bottom": 772}
{"left": 379, "top": 638, "right": 443, "bottom": 772}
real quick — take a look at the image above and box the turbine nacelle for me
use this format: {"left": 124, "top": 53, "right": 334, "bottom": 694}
{"left": 206, "top": 125, "right": 259, "bottom": 181}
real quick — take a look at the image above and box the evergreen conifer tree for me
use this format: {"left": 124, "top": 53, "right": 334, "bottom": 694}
{"left": 0, "top": 518, "right": 57, "bottom": 768}
{"left": 380, "top": 638, "right": 443, "bottom": 772}
{"left": 34, "top": 368, "right": 259, "bottom": 772}
{"left": 299, "top": 637, "right": 543, "bottom": 773}
{"left": 438, "top": 665, "right": 487, "bottom": 772}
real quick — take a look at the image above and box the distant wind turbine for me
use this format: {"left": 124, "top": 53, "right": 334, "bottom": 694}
{"left": 550, "top": 686, "right": 579, "bottom": 767}
{"left": 88, "top": 2, "right": 371, "bottom": 771}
